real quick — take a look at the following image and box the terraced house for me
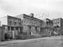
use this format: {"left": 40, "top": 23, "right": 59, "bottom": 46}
{"left": 0, "top": 15, "right": 22, "bottom": 40}
{"left": 17, "top": 13, "right": 43, "bottom": 37}
{"left": 53, "top": 18, "right": 63, "bottom": 35}
{"left": 41, "top": 18, "right": 53, "bottom": 36}
{"left": 0, "top": 13, "right": 61, "bottom": 40}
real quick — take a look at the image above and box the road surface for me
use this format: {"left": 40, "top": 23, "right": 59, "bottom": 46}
{"left": 0, "top": 36, "right": 63, "bottom": 47}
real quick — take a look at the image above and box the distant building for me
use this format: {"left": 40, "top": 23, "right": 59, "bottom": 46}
{"left": 45, "top": 18, "right": 53, "bottom": 27}
{"left": 41, "top": 18, "right": 53, "bottom": 36}
{"left": 17, "top": 13, "right": 43, "bottom": 36}
{"left": 0, "top": 15, "right": 22, "bottom": 39}
{"left": 52, "top": 18, "right": 63, "bottom": 35}
{"left": 53, "top": 18, "right": 61, "bottom": 27}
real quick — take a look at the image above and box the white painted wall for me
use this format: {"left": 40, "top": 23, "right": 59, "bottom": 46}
{"left": 0, "top": 16, "right": 7, "bottom": 26}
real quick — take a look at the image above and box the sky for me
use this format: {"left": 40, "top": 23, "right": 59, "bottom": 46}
{"left": 0, "top": 0, "right": 63, "bottom": 19}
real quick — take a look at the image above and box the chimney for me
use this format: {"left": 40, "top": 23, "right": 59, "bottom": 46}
{"left": 30, "top": 13, "right": 34, "bottom": 17}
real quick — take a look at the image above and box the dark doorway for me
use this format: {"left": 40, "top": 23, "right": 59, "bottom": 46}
{"left": 4, "top": 33, "right": 10, "bottom": 40}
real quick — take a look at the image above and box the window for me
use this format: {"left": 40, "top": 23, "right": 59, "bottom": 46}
{"left": 28, "top": 26, "right": 31, "bottom": 30}
{"left": 8, "top": 21, "right": 12, "bottom": 25}
{"left": 11, "top": 27, "right": 14, "bottom": 30}
{"left": 8, "top": 26, "right": 10, "bottom": 30}
{"left": 14, "top": 22, "right": 16, "bottom": 25}
{"left": 57, "top": 22, "right": 59, "bottom": 24}
{"left": 16, "top": 27, "right": 18, "bottom": 30}
{"left": 19, "top": 22, "right": 21, "bottom": 25}
{"left": 35, "top": 27, "right": 37, "bottom": 32}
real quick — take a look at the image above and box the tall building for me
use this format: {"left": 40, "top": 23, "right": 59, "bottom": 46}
{"left": 17, "top": 13, "right": 43, "bottom": 36}
{"left": 0, "top": 15, "right": 22, "bottom": 39}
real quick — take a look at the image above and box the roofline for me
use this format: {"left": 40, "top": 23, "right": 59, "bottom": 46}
{"left": 23, "top": 14, "right": 43, "bottom": 22}
{"left": 7, "top": 15, "right": 21, "bottom": 20}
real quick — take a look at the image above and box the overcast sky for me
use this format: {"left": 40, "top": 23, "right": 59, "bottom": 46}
{"left": 0, "top": 0, "right": 63, "bottom": 19}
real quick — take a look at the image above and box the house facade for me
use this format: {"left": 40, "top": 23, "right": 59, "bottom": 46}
{"left": 17, "top": 13, "right": 43, "bottom": 36}
{"left": 0, "top": 15, "right": 22, "bottom": 39}
{"left": 40, "top": 18, "right": 53, "bottom": 36}
{"left": 53, "top": 18, "right": 63, "bottom": 35}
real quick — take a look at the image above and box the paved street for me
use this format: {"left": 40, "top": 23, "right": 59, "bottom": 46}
{"left": 0, "top": 36, "right": 63, "bottom": 47}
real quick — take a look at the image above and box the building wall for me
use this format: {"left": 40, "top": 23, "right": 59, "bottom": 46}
{"left": 52, "top": 18, "right": 63, "bottom": 35}
{"left": 7, "top": 16, "right": 22, "bottom": 39}
{"left": 60, "top": 19, "right": 63, "bottom": 34}
{"left": 0, "top": 16, "right": 22, "bottom": 39}
{"left": 7, "top": 16, "right": 21, "bottom": 26}
{"left": 23, "top": 25, "right": 29, "bottom": 33}
{"left": 16, "top": 14, "right": 43, "bottom": 36}
{"left": 0, "top": 15, "right": 22, "bottom": 26}
{"left": 0, "top": 16, "right": 7, "bottom": 26}
{"left": 40, "top": 18, "right": 54, "bottom": 36}
{"left": 61, "top": 19, "right": 63, "bottom": 27}
{"left": 22, "top": 14, "right": 42, "bottom": 35}
{"left": 0, "top": 27, "right": 4, "bottom": 41}
{"left": 31, "top": 26, "right": 36, "bottom": 34}
{"left": 22, "top": 14, "right": 41, "bottom": 27}
{"left": 53, "top": 18, "right": 61, "bottom": 27}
